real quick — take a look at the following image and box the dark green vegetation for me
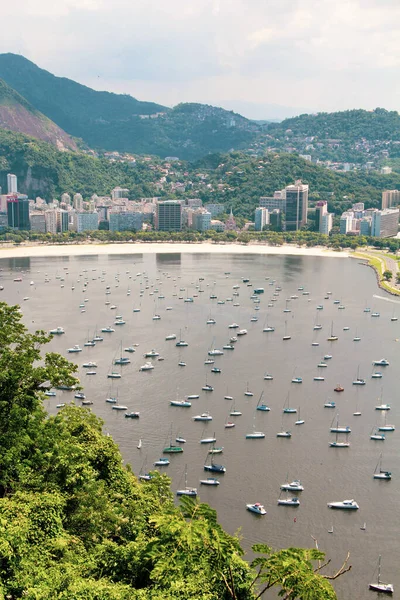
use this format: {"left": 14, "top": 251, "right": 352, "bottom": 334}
{"left": 0, "top": 54, "right": 258, "bottom": 160}
{"left": 0, "top": 79, "right": 76, "bottom": 150}
{"left": 259, "top": 108, "right": 400, "bottom": 165}
{"left": 2, "top": 128, "right": 400, "bottom": 220}
{"left": 0, "top": 301, "right": 345, "bottom": 598}
{"left": 268, "top": 108, "right": 400, "bottom": 141}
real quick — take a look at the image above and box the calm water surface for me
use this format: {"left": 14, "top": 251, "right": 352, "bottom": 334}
{"left": 1, "top": 252, "right": 399, "bottom": 599}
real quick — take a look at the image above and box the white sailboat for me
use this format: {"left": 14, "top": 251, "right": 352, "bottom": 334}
{"left": 137, "top": 439, "right": 142, "bottom": 449}
{"left": 176, "top": 465, "right": 197, "bottom": 497}
{"left": 327, "top": 321, "right": 338, "bottom": 341}
{"left": 369, "top": 556, "right": 394, "bottom": 594}
{"left": 373, "top": 453, "right": 391, "bottom": 480}
{"left": 282, "top": 320, "right": 291, "bottom": 340}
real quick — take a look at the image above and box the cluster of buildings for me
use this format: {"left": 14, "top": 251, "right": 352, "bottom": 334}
{"left": 255, "top": 180, "right": 310, "bottom": 231}
{"left": 339, "top": 198, "right": 399, "bottom": 238}
{"left": 0, "top": 175, "right": 229, "bottom": 234}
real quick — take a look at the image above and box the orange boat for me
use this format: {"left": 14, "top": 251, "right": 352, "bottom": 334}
{"left": 334, "top": 385, "right": 344, "bottom": 393}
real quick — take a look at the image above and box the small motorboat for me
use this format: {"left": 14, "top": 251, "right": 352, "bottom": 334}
{"left": 246, "top": 502, "right": 267, "bottom": 515}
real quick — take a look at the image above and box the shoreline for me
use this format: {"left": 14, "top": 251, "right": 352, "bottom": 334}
{"left": 0, "top": 241, "right": 350, "bottom": 260}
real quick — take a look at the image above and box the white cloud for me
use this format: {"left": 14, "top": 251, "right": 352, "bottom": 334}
{"left": 1, "top": 0, "right": 400, "bottom": 118}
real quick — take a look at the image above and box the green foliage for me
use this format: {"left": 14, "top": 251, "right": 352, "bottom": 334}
{"left": 383, "top": 270, "right": 393, "bottom": 281}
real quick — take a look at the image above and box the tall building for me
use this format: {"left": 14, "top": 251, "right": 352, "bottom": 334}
{"left": 192, "top": 210, "right": 211, "bottom": 232}
{"left": 204, "top": 203, "right": 224, "bottom": 217}
{"left": 320, "top": 213, "right": 333, "bottom": 235}
{"left": 45, "top": 210, "right": 58, "bottom": 234}
{"left": 73, "top": 193, "right": 84, "bottom": 210}
{"left": 340, "top": 212, "right": 354, "bottom": 234}
{"left": 7, "top": 197, "right": 30, "bottom": 230}
{"left": 30, "top": 212, "right": 46, "bottom": 233}
{"left": 109, "top": 212, "right": 143, "bottom": 232}
{"left": 382, "top": 190, "right": 400, "bottom": 210}
{"left": 259, "top": 192, "right": 286, "bottom": 212}
{"left": 76, "top": 212, "right": 99, "bottom": 233}
{"left": 61, "top": 193, "right": 72, "bottom": 205}
{"left": 7, "top": 174, "right": 17, "bottom": 194}
{"left": 284, "top": 181, "right": 309, "bottom": 230}
{"left": 315, "top": 201, "right": 328, "bottom": 232}
{"left": 111, "top": 187, "right": 130, "bottom": 200}
{"left": 156, "top": 201, "right": 182, "bottom": 231}
{"left": 57, "top": 209, "right": 69, "bottom": 233}
{"left": 371, "top": 209, "right": 399, "bottom": 238}
{"left": 254, "top": 207, "right": 269, "bottom": 231}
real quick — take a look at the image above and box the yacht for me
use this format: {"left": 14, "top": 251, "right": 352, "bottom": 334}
{"left": 245, "top": 431, "right": 265, "bottom": 439}
{"left": 44, "top": 390, "right": 56, "bottom": 397}
{"left": 237, "top": 329, "right": 248, "bottom": 336}
{"left": 324, "top": 401, "right": 336, "bottom": 408}
{"left": 153, "top": 458, "right": 170, "bottom": 466}
{"left": 202, "top": 384, "right": 214, "bottom": 392}
{"left": 200, "top": 478, "right": 220, "bottom": 486}
{"left": 67, "top": 345, "right": 82, "bottom": 353}
{"left": 371, "top": 312, "right": 380, "bottom": 317}
{"left": 176, "top": 340, "right": 189, "bottom": 347}
{"left": 187, "top": 394, "right": 200, "bottom": 400}
{"left": 208, "top": 349, "right": 224, "bottom": 356}
{"left": 82, "top": 362, "right": 97, "bottom": 368}
{"left": 170, "top": 400, "right": 191, "bottom": 407}
{"left": 291, "top": 377, "right": 302, "bottom": 384}
{"left": 144, "top": 350, "right": 159, "bottom": 358}
{"left": 246, "top": 503, "right": 267, "bottom": 515}
{"left": 373, "top": 359, "right": 389, "bottom": 366}
{"left": 371, "top": 372, "right": 383, "bottom": 379}
{"left": 264, "top": 373, "right": 273, "bottom": 380}
{"left": 276, "top": 430, "right": 292, "bottom": 438}
{"left": 111, "top": 405, "right": 128, "bottom": 411}
{"left": 124, "top": 347, "right": 135, "bottom": 353}
{"left": 280, "top": 480, "right": 304, "bottom": 492}
{"left": 84, "top": 340, "right": 96, "bottom": 347}
{"left": 375, "top": 403, "right": 390, "bottom": 411}
{"left": 125, "top": 412, "right": 140, "bottom": 419}
{"left": 74, "top": 392, "right": 86, "bottom": 400}
{"left": 140, "top": 362, "right": 155, "bottom": 371}
{"left": 324, "top": 354, "right": 333, "bottom": 360}
{"left": 222, "top": 344, "right": 235, "bottom": 350}
{"left": 228, "top": 323, "right": 239, "bottom": 329}
{"left": 277, "top": 496, "right": 300, "bottom": 506}
{"left": 327, "top": 499, "right": 359, "bottom": 510}
{"left": 101, "top": 327, "right": 115, "bottom": 333}
{"left": 49, "top": 327, "right": 65, "bottom": 335}
{"left": 263, "top": 326, "right": 275, "bottom": 332}
{"left": 206, "top": 318, "right": 216, "bottom": 325}
{"left": 193, "top": 413, "right": 213, "bottom": 421}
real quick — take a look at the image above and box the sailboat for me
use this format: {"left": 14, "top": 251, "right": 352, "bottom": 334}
{"left": 204, "top": 446, "right": 226, "bottom": 473}
{"left": 245, "top": 412, "right": 265, "bottom": 438}
{"left": 256, "top": 391, "right": 270, "bottom": 412}
{"left": 283, "top": 394, "right": 297, "bottom": 414}
{"left": 262, "top": 315, "right": 275, "bottom": 332}
{"left": 176, "top": 329, "right": 189, "bottom": 347}
{"left": 378, "top": 413, "right": 395, "bottom": 432}
{"left": 370, "top": 426, "right": 385, "bottom": 441}
{"left": 369, "top": 556, "right": 394, "bottom": 594}
{"left": 373, "top": 454, "right": 391, "bottom": 480}
{"left": 137, "top": 439, "right": 142, "bottom": 449}
{"left": 114, "top": 342, "right": 130, "bottom": 365}
{"left": 276, "top": 415, "right": 292, "bottom": 438}
{"left": 163, "top": 425, "right": 184, "bottom": 454}
{"left": 244, "top": 382, "right": 254, "bottom": 397}
{"left": 313, "top": 312, "right": 322, "bottom": 330}
{"left": 176, "top": 465, "right": 197, "bottom": 497}
{"left": 295, "top": 408, "right": 304, "bottom": 425}
{"left": 353, "top": 328, "right": 361, "bottom": 342}
{"left": 327, "top": 321, "right": 338, "bottom": 341}
{"left": 329, "top": 417, "right": 350, "bottom": 447}
{"left": 330, "top": 413, "right": 351, "bottom": 434}
{"left": 282, "top": 320, "right": 291, "bottom": 340}
{"left": 352, "top": 365, "right": 366, "bottom": 386}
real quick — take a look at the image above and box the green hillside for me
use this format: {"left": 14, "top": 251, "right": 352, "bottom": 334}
{"left": 0, "top": 54, "right": 259, "bottom": 160}
{"left": 1, "top": 128, "right": 400, "bottom": 217}
{"left": 268, "top": 108, "right": 400, "bottom": 141}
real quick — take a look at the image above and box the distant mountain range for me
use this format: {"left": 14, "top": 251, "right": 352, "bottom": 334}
{"left": 0, "top": 54, "right": 259, "bottom": 160}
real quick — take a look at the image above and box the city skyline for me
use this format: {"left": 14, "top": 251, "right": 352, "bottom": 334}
{"left": 1, "top": 0, "right": 400, "bottom": 120}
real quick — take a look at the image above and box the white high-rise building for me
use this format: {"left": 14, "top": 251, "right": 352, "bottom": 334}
{"left": 7, "top": 174, "right": 17, "bottom": 194}
{"left": 45, "top": 210, "right": 58, "bottom": 234}
{"left": 254, "top": 207, "right": 269, "bottom": 231}
{"left": 73, "top": 193, "right": 83, "bottom": 210}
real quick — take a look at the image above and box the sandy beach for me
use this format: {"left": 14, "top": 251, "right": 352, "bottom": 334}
{"left": 0, "top": 241, "right": 349, "bottom": 260}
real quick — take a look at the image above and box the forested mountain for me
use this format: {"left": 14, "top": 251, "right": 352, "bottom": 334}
{"left": 0, "top": 78, "right": 77, "bottom": 151}
{"left": 268, "top": 108, "right": 400, "bottom": 141}
{"left": 1, "top": 128, "right": 399, "bottom": 217}
{"left": 0, "top": 54, "right": 259, "bottom": 160}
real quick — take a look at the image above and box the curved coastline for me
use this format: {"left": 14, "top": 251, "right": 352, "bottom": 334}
{"left": 0, "top": 241, "right": 350, "bottom": 259}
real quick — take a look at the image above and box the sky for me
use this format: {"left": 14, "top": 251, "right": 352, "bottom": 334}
{"left": 1, "top": 0, "right": 400, "bottom": 120}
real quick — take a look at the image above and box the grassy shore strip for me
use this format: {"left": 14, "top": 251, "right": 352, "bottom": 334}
{"left": 353, "top": 250, "right": 400, "bottom": 296}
